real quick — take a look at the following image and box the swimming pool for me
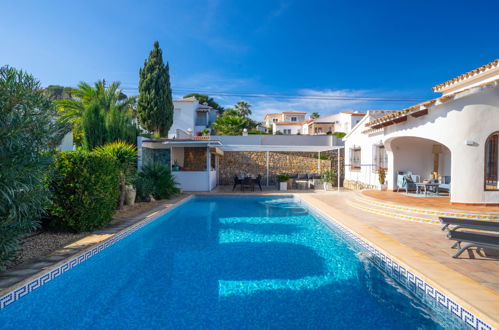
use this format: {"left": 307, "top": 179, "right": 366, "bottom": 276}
{"left": 0, "top": 196, "right": 472, "bottom": 329}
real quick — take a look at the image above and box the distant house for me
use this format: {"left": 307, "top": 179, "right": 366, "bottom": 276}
{"left": 264, "top": 111, "right": 307, "bottom": 134}
{"left": 168, "top": 96, "right": 219, "bottom": 138}
{"left": 302, "top": 112, "right": 365, "bottom": 135}
{"left": 262, "top": 110, "right": 365, "bottom": 135}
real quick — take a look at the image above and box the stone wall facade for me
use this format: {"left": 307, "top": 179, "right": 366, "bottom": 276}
{"left": 343, "top": 179, "right": 377, "bottom": 190}
{"left": 218, "top": 150, "right": 344, "bottom": 186}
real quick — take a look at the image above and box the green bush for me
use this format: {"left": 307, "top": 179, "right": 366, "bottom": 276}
{"left": 136, "top": 162, "right": 179, "bottom": 201}
{"left": 48, "top": 151, "right": 120, "bottom": 232}
{"left": 94, "top": 141, "right": 137, "bottom": 209}
{"left": 0, "top": 66, "right": 68, "bottom": 270}
{"left": 277, "top": 174, "right": 291, "bottom": 182}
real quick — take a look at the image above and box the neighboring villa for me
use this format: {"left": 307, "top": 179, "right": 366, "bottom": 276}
{"left": 167, "top": 96, "right": 219, "bottom": 138}
{"left": 343, "top": 59, "right": 499, "bottom": 205}
{"left": 264, "top": 111, "right": 307, "bottom": 135}
{"left": 263, "top": 111, "right": 365, "bottom": 135}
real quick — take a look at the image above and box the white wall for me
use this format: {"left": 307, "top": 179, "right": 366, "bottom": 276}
{"left": 173, "top": 171, "right": 211, "bottom": 191}
{"left": 169, "top": 101, "right": 196, "bottom": 138}
{"left": 273, "top": 124, "right": 302, "bottom": 135}
{"left": 379, "top": 86, "right": 499, "bottom": 204}
{"left": 58, "top": 131, "right": 74, "bottom": 151}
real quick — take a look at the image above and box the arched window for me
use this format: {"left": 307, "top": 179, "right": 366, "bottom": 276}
{"left": 485, "top": 132, "right": 499, "bottom": 190}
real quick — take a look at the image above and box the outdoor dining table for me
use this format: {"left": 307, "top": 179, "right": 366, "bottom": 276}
{"left": 415, "top": 182, "right": 440, "bottom": 196}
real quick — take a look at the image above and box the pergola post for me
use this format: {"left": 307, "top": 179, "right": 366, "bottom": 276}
{"left": 318, "top": 151, "right": 321, "bottom": 173}
{"left": 337, "top": 148, "right": 341, "bottom": 191}
{"left": 206, "top": 146, "right": 211, "bottom": 190}
{"left": 266, "top": 151, "right": 270, "bottom": 186}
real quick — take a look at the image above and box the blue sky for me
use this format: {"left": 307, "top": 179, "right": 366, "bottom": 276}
{"left": 1, "top": 0, "right": 499, "bottom": 120}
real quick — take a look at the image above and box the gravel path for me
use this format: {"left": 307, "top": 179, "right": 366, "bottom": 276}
{"left": 6, "top": 198, "right": 183, "bottom": 270}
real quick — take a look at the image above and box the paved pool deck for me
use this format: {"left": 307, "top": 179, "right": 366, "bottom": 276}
{"left": 299, "top": 192, "right": 499, "bottom": 328}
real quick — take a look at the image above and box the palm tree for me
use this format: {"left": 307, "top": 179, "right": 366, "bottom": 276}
{"left": 234, "top": 101, "right": 252, "bottom": 117}
{"left": 55, "top": 80, "right": 137, "bottom": 147}
{"left": 311, "top": 112, "right": 320, "bottom": 119}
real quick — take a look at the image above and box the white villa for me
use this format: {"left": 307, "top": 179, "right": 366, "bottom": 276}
{"left": 302, "top": 112, "right": 365, "bottom": 135}
{"left": 264, "top": 111, "right": 307, "bottom": 134}
{"left": 344, "top": 59, "right": 499, "bottom": 205}
{"left": 168, "top": 96, "right": 219, "bottom": 138}
{"left": 263, "top": 111, "right": 365, "bottom": 135}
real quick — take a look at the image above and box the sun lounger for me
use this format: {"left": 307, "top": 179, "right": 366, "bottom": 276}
{"left": 439, "top": 217, "right": 499, "bottom": 258}
{"left": 440, "top": 217, "right": 499, "bottom": 232}
{"left": 447, "top": 230, "right": 499, "bottom": 258}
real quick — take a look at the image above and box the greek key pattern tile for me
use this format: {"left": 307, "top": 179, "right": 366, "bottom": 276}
{"left": 298, "top": 198, "right": 493, "bottom": 330}
{"left": 0, "top": 197, "right": 192, "bottom": 310}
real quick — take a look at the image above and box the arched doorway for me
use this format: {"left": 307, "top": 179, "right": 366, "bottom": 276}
{"left": 385, "top": 137, "right": 451, "bottom": 194}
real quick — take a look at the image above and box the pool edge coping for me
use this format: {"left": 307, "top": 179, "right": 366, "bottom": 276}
{"left": 0, "top": 194, "right": 195, "bottom": 309}
{"left": 297, "top": 194, "right": 499, "bottom": 330}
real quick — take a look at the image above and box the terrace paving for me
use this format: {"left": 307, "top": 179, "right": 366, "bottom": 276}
{"left": 307, "top": 192, "right": 499, "bottom": 293}
{"left": 301, "top": 191, "right": 499, "bottom": 327}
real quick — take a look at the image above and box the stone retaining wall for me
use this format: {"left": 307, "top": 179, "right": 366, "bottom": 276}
{"left": 218, "top": 150, "right": 344, "bottom": 185}
{"left": 343, "top": 179, "right": 377, "bottom": 190}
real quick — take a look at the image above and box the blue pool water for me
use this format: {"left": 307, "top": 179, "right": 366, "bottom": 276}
{"left": 0, "top": 196, "right": 468, "bottom": 329}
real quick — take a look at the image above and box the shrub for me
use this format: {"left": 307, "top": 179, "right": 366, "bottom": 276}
{"left": 322, "top": 169, "right": 337, "bottom": 186}
{"left": 94, "top": 141, "right": 137, "bottom": 209}
{"left": 0, "top": 66, "right": 68, "bottom": 270}
{"left": 136, "top": 162, "right": 179, "bottom": 201}
{"left": 377, "top": 168, "right": 386, "bottom": 185}
{"left": 333, "top": 132, "right": 346, "bottom": 139}
{"left": 48, "top": 151, "right": 120, "bottom": 232}
{"left": 277, "top": 174, "right": 291, "bottom": 182}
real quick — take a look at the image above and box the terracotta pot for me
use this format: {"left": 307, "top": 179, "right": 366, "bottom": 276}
{"left": 125, "top": 185, "right": 136, "bottom": 206}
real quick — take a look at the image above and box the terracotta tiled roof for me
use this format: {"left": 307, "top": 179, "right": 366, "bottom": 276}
{"left": 275, "top": 122, "right": 304, "bottom": 126}
{"left": 364, "top": 78, "right": 499, "bottom": 129}
{"left": 175, "top": 96, "right": 197, "bottom": 103}
{"left": 341, "top": 111, "right": 366, "bottom": 116}
{"left": 432, "top": 59, "right": 499, "bottom": 92}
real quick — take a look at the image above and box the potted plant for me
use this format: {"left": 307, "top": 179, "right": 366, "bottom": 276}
{"left": 125, "top": 184, "right": 137, "bottom": 206}
{"left": 201, "top": 128, "right": 210, "bottom": 136}
{"left": 378, "top": 168, "right": 387, "bottom": 191}
{"left": 277, "top": 174, "right": 291, "bottom": 191}
{"left": 322, "top": 170, "right": 334, "bottom": 191}
{"left": 172, "top": 160, "right": 180, "bottom": 171}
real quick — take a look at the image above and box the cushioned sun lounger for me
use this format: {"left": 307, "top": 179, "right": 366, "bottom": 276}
{"left": 439, "top": 217, "right": 499, "bottom": 232}
{"left": 447, "top": 230, "right": 499, "bottom": 258}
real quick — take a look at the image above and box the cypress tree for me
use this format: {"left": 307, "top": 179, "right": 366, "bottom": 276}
{"left": 82, "top": 103, "right": 106, "bottom": 150}
{"left": 137, "top": 41, "right": 173, "bottom": 137}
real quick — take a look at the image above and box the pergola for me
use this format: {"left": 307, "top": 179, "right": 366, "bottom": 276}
{"left": 220, "top": 144, "right": 344, "bottom": 190}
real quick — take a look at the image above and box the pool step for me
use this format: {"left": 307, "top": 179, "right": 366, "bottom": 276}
{"left": 346, "top": 199, "right": 440, "bottom": 225}
{"left": 353, "top": 193, "right": 499, "bottom": 221}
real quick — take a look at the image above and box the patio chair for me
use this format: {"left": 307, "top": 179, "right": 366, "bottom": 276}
{"left": 439, "top": 176, "right": 451, "bottom": 192}
{"left": 232, "top": 175, "right": 242, "bottom": 191}
{"left": 295, "top": 174, "right": 310, "bottom": 190}
{"left": 252, "top": 175, "right": 262, "bottom": 191}
{"left": 396, "top": 171, "right": 419, "bottom": 194}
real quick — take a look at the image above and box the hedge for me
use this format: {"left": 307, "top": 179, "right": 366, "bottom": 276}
{"left": 48, "top": 151, "right": 120, "bottom": 232}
